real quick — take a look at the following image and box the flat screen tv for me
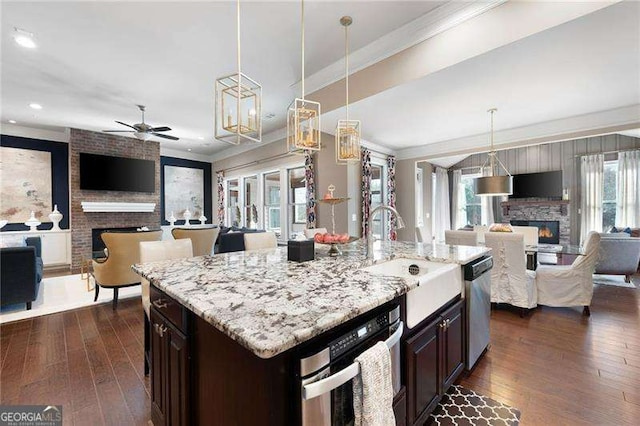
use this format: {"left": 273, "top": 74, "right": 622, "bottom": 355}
{"left": 80, "top": 153, "right": 155, "bottom": 192}
{"left": 511, "top": 170, "right": 562, "bottom": 199}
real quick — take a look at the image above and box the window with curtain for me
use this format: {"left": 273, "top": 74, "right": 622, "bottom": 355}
{"left": 263, "top": 172, "right": 280, "bottom": 234}
{"left": 603, "top": 160, "right": 618, "bottom": 230}
{"left": 226, "top": 178, "right": 240, "bottom": 227}
{"left": 288, "top": 167, "right": 307, "bottom": 226}
{"left": 370, "top": 164, "right": 386, "bottom": 240}
{"left": 452, "top": 172, "right": 493, "bottom": 226}
{"left": 243, "top": 175, "right": 258, "bottom": 228}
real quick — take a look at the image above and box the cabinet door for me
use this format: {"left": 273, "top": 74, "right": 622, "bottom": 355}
{"left": 441, "top": 300, "right": 465, "bottom": 392}
{"left": 40, "top": 233, "right": 69, "bottom": 266}
{"left": 405, "top": 318, "right": 441, "bottom": 425}
{"left": 150, "top": 308, "right": 168, "bottom": 426}
{"left": 167, "top": 324, "right": 189, "bottom": 426}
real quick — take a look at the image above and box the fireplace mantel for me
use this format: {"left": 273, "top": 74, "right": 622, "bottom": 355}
{"left": 81, "top": 201, "right": 156, "bottom": 213}
{"left": 501, "top": 199, "right": 569, "bottom": 216}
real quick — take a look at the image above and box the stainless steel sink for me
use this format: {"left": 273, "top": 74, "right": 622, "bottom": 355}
{"left": 362, "top": 258, "right": 462, "bottom": 329}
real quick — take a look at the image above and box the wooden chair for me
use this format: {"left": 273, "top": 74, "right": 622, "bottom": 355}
{"left": 171, "top": 227, "right": 220, "bottom": 256}
{"left": 92, "top": 230, "right": 162, "bottom": 310}
{"left": 139, "top": 238, "right": 193, "bottom": 375}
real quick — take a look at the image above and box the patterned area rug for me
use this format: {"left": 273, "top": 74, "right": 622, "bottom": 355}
{"left": 427, "top": 385, "right": 521, "bottom": 426}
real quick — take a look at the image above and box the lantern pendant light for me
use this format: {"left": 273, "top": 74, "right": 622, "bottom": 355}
{"left": 215, "top": 0, "right": 262, "bottom": 145}
{"left": 474, "top": 108, "right": 513, "bottom": 196}
{"left": 287, "top": 0, "right": 321, "bottom": 154}
{"left": 335, "top": 16, "right": 361, "bottom": 164}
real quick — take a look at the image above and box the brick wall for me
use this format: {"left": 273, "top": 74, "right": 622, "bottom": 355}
{"left": 70, "top": 128, "right": 160, "bottom": 272}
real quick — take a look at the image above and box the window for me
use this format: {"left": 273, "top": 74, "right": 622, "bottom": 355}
{"left": 243, "top": 175, "right": 258, "bottom": 228}
{"left": 370, "top": 164, "right": 387, "bottom": 240}
{"left": 263, "top": 172, "right": 281, "bottom": 234}
{"left": 288, "top": 167, "right": 307, "bottom": 226}
{"left": 603, "top": 160, "right": 618, "bottom": 230}
{"left": 226, "top": 178, "right": 240, "bottom": 227}
{"left": 461, "top": 174, "right": 482, "bottom": 226}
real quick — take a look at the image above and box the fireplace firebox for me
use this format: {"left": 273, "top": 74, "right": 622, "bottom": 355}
{"left": 511, "top": 220, "right": 560, "bottom": 244}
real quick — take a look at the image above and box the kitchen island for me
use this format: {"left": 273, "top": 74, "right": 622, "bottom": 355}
{"left": 133, "top": 240, "right": 490, "bottom": 425}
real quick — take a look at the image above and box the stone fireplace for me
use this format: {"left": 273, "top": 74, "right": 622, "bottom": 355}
{"left": 501, "top": 199, "right": 570, "bottom": 245}
{"left": 70, "top": 129, "right": 160, "bottom": 272}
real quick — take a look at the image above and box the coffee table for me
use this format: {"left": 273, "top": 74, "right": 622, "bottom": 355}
{"left": 525, "top": 244, "right": 585, "bottom": 270}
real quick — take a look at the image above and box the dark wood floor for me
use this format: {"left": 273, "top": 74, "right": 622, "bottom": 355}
{"left": 0, "top": 298, "right": 149, "bottom": 426}
{"left": 1, "top": 280, "right": 638, "bottom": 425}
{"left": 461, "top": 279, "right": 640, "bottom": 425}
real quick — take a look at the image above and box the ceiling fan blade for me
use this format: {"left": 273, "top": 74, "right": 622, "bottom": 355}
{"left": 103, "top": 130, "right": 135, "bottom": 133}
{"left": 150, "top": 126, "right": 171, "bottom": 132}
{"left": 115, "top": 120, "right": 137, "bottom": 130}
{"left": 151, "top": 133, "right": 179, "bottom": 141}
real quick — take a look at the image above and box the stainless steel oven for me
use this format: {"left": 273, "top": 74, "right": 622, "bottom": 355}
{"left": 299, "top": 305, "right": 403, "bottom": 425}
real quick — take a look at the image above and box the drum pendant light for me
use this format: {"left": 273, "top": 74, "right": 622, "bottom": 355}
{"left": 474, "top": 108, "right": 513, "bottom": 196}
{"left": 335, "top": 16, "right": 361, "bottom": 164}
{"left": 215, "top": 0, "right": 262, "bottom": 145}
{"left": 287, "top": 0, "right": 321, "bottom": 154}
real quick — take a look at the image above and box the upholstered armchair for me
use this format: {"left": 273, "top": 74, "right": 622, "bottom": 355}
{"left": 445, "top": 230, "right": 479, "bottom": 246}
{"left": 244, "top": 231, "right": 277, "bottom": 250}
{"left": 536, "top": 231, "right": 601, "bottom": 316}
{"left": 139, "top": 238, "right": 193, "bottom": 375}
{"left": 484, "top": 232, "right": 537, "bottom": 315}
{"left": 171, "top": 227, "right": 219, "bottom": 256}
{"left": 92, "top": 230, "right": 162, "bottom": 309}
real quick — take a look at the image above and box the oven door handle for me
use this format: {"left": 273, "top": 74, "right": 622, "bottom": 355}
{"left": 302, "top": 321, "right": 403, "bottom": 401}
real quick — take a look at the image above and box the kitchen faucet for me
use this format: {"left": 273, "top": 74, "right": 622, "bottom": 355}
{"left": 366, "top": 205, "right": 405, "bottom": 259}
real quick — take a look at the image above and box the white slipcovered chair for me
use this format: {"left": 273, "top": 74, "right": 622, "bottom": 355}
{"left": 139, "top": 238, "right": 193, "bottom": 375}
{"left": 244, "top": 231, "right": 278, "bottom": 250}
{"left": 484, "top": 232, "right": 537, "bottom": 315}
{"left": 303, "top": 228, "right": 328, "bottom": 239}
{"left": 510, "top": 226, "right": 539, "bottom": 246}
{"left": 445, "top": 230, "right": 478, "bottom": 246}
{"left": 535, "top": 231, "right": 601, "bottom": 316}
{"left": 473, "top": 225, "right": 490, "bottom": 244}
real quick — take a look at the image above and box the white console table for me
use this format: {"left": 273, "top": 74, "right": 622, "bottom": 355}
{"left": 0, "top": 229, "right": 71, "bottom": 268}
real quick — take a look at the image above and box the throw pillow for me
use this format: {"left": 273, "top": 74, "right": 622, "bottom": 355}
{"left": 623, "top": 227, "right": 632, "bottom": 235}
{"left": 0, "top": 235, "right": 26, "bottom": 248}
{"left": 609, "top": 226, "right": 619, "bottom": 233}
{"left": 489, "top": 223, "right": 513, "bottom": 233}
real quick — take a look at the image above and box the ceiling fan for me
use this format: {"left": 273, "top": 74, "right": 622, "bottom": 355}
{"left": 103, "top": 105, "right": 179, "bottom": 141}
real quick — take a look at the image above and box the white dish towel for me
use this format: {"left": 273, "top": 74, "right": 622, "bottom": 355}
{"left": 353, "top": 341, "right": 396, "bottom": 426}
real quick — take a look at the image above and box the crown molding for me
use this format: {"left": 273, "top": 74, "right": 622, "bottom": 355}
{"left": 396, "top": 104, "right": 640, "bottom": 161}
{"left": 296, "top": 0, "right": 507, "bottom": 95}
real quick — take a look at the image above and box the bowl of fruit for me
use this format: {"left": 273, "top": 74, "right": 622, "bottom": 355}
{"left": 313, "top": 232, "right": 358, "bottom": 256}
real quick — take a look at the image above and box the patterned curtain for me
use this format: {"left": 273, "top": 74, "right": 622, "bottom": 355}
{"left": 387, "top": 156, "right": 397, "bottom": 240}
{"left": 305, "top": 151, "right": 317, "bottom": 228}
{"left": 216, "top": 171, "right": 225, "bottom": 225}
{"left": 361, "top": 148, "right": 372, "bottom": 237}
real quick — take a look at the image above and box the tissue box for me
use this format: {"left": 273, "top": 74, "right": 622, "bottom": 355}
{"left": 288, "top": 240, "right": 315, "bottom": 262}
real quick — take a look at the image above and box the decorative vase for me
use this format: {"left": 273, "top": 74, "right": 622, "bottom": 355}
{"left": 169, "top": 211, "right": 176, "bottom": 227}
{"left": 49, "top": 204, "right": 63, "bottom": 231}
{"left": 199, "top": 214, "right": 207, "bottom": 225}
{"left": 24, "top": 211, "right": 41, "bottom": 232}
{"left": 183, "top": 208, "right": 192, "bottom": 226}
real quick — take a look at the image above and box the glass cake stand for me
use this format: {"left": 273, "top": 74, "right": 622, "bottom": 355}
{"left": 317, "top": 197, "right": 357, "bottom": 256}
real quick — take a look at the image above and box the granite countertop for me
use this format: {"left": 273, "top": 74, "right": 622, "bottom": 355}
{"left": 132, "top": 240, "right": 490, "bottom": 359}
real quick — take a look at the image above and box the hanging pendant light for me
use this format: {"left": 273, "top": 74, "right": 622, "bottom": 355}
{"left": 335, "top": 16, "right": 361, "bottom": 164}
{"left": 474, "top": 108, "right": 513, "bottom": 196}
{"left": 215, "top": 0, "right": 262, "bottom": 145}
{"left": 287, "top": 0, "right": 321, "bottom": 154}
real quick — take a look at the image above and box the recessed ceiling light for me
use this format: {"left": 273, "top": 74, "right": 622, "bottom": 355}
{"left": 197, "top": 136, "right": 205, "bottom": 140}
{"left": 29, "top": 103, "right": 43, "bottom": 110}
{"left": 8, "top": 120, "right": 17, "bottom": 124}
{"left": 188, "top": 148, "right": 192, "bottom": 152}
{"left": 14, "top": 28, "right": 36, "bottom": 49}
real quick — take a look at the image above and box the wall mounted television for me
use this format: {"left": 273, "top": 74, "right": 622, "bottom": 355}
{"left": 511, "top": 170, "right": 562, "bottom": 199}
{"left": 80, "top": 153, "right": 155, "bottom": 192}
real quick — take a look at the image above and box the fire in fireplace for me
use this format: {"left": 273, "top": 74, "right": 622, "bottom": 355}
{"left": 511, "top": 220, "right": 560, "bottom": 244}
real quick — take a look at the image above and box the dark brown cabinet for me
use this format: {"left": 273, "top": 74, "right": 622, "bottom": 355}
{"left": 404, "top": 299, "right": 464, "bottom": 426}
{"left": 150, "top": 305, "right": 189, "bottom": 426}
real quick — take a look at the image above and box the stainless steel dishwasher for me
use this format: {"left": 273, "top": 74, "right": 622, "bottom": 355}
{"left": 463, "top": 255, "right": 493, "bottom": 371}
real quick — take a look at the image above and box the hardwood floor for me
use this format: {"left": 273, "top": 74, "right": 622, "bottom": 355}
{"left": 1, "top": 280, "right": 638, "bottom": 425}
{"left": 0, "top": 298, "right": 149, "bottom": 426}
{"left": 460, "top": 280, "right": 640, "bottom": 425}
